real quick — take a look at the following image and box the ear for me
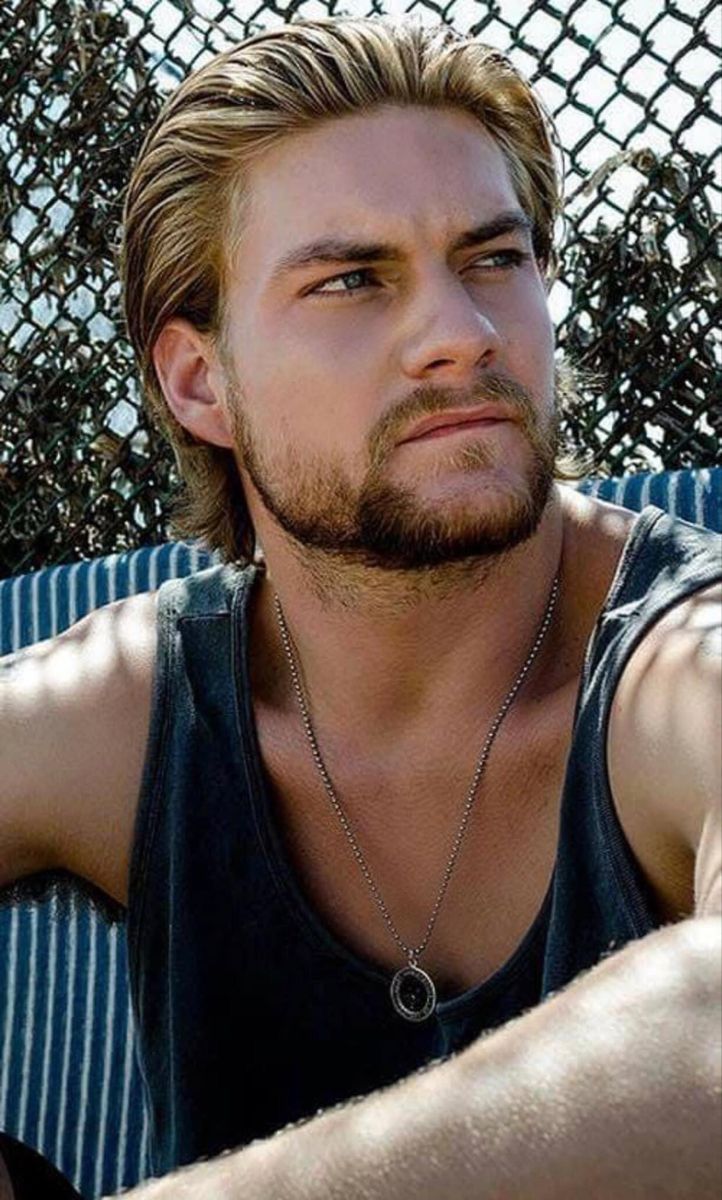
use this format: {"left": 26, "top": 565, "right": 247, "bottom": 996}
{"left": 152, "top": 317, "right": 234, "bottom": 449}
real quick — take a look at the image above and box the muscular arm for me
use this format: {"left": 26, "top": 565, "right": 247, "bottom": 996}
{"left": 111, "top": 914, "right": 721, "bottom": 1200}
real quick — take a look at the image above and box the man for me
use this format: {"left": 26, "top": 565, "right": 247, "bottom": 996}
{"left": 1, "top": 14, "right": 720, "bottom": 1199}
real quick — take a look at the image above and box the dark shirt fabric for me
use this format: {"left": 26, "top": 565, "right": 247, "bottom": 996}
{"left": 127, "top": 504, "right": 722, "bottom": 1177}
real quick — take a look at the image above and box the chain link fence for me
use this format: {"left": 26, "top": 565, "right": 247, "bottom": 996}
{"left": 1, "top": 0, "right": 720, "bottom": 578}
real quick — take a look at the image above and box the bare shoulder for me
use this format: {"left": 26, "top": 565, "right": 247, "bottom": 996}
{"left": 0, "top": 590, "right": 160, "bottom": 906}
{"left": 553, "top": 487, "right": 639, "bottom": 673}
{"left": 558, "top": 486, "right": 640, "bottom": 590}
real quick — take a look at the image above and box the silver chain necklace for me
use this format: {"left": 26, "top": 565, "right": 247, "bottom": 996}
{"left": 272, "top": 572, "right": 560, "bottom": 1023}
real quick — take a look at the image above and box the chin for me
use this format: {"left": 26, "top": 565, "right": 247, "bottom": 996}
{"left": 355, "top": 471, "right": 554, "bottom": 570}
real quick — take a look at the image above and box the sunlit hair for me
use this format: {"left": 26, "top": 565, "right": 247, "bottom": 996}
{"left": 119, "top": 14, "right": 589, "bottom": 566}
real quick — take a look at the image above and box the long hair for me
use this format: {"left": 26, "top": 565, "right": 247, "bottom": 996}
{"left": 119, "top": 14, "right": 584, "bottom": 565}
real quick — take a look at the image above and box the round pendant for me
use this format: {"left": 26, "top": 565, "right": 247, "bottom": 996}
{"left": 390, "top": 964, "right": 437, "bottom": 1022}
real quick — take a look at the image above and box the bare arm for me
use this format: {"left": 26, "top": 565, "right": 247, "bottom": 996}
{"left": 0, "top": 592, "right": 156, "bottom": 901}
{"left": 109, "top": 914, "right": 721, "bottom": 1200}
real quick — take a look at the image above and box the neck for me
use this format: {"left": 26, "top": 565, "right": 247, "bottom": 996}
{"left": 249, "top": 486, "right": 573, "bottom": 748}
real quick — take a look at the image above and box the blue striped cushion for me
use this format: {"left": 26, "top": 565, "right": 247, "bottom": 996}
{"left": 0, "top": 467, "right": 720, "bottom": 1197}
{"left": 0, "top": 544, "right": 217, "bottom": 1197}
{"left": 578, "top": 466, "right": 721, "bottom": 529}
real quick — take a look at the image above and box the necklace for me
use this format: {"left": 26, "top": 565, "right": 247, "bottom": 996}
{"left": 273, "top": 572, "right": 560, "bottom": 1022}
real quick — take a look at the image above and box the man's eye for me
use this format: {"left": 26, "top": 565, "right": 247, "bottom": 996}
{"left": 308, "top": 250, "right": 530, "bottom": 299}
{"left": 471, "top": 249, "right": 531, "bottom": 271}
{"left": 309, "top": 268, "right": 377, "bottom": 297}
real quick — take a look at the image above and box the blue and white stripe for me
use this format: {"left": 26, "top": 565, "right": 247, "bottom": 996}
{"left": 0, "top": 540, "right": 217, "bottom": 1197}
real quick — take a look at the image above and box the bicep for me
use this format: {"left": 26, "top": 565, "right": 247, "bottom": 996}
{"left": 609, "top": 580, "right": 722, "bottom": 918}
{"left": 0, "top": 593, "right": 157, "bottom": 897}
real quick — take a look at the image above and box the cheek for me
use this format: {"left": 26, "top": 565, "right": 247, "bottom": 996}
{"left": 244, "top": 298, "right": 360, "bottom": 387}
{"left": 237, "top": 348, "right": 371, "bottom": 457}
{"left": 241, "top": 307, "right": 378, "bottom": 440}
{"left": 496, "top": 280, "right": 555, "bottom": 382}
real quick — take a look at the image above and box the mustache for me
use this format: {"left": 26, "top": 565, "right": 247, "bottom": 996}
{"left": 369, "top": 373, "right": 538, "bottom": 468}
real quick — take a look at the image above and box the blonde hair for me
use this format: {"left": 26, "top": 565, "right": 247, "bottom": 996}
{"left": 119, "top": 14, "right": 583, "bottom": 565}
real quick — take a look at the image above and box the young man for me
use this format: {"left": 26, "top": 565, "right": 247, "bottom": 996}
{"left": 1, "top": 14, "right": 720, "bottom": 1199}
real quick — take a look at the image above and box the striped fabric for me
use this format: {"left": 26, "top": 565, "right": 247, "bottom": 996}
{"left": 579, "top": 466, "right": 721, "bottom": 529}
{"left": 0, "top": 544, "right": 217, "bottom": 1198}
{"left": 0, "top": 468, "right": 720, "bottom": 1198}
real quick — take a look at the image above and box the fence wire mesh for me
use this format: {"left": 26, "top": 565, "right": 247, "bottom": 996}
{"left": 1, "top": 0, "right": 720, "bottom": 577}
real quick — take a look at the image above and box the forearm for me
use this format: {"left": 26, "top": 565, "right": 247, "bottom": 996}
{"left": 114, "top": 916, "right": 722, "bottom": 1200}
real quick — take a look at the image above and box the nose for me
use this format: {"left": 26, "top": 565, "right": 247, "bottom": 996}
{"left": 399, "top": 271, "right": 504, "bottom": 380}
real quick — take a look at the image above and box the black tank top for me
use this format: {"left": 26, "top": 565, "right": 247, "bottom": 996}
{"left": 127, "top": 505, "right": 722, "bottom": 1175}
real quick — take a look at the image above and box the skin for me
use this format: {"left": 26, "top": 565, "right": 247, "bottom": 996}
{"left": 154, "top": 104, "right": 585, "bottom": 768}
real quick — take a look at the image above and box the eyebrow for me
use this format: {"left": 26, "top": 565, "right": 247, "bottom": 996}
{"left": 268, "top": 209, "right": 534, "bottom": 284}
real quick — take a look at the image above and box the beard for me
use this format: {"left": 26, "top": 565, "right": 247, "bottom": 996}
{"left": 226, "top": 370, "right": 561, "bottom": 573}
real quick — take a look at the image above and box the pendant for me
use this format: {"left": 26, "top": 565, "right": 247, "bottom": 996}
{"left": 390, "top": 962, "right": 437, "bottom": 1022}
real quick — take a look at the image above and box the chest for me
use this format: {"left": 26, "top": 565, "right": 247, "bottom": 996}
{"left": 253, "top": 667, "right": 695, "bottom": 1000}
{"left": 255, "top": 687, "right": 564, "bottom": 998}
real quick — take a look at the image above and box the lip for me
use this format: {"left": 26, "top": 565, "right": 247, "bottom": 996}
{"left": 398, "top": 405, "right": 514, "bottom": 445}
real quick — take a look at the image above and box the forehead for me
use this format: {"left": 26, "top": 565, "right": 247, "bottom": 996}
{"left": 229, "top": 106, "right": 521, "bottom": 291}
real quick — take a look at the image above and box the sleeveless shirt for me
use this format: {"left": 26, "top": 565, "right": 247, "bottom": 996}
{"left": 127, "top": 504, "right": 722, "bottom": 1176}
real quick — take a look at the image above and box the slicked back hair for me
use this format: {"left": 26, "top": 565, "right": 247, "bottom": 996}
{"left": 119, "top": 14, "right": 581, "bottom": 565}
